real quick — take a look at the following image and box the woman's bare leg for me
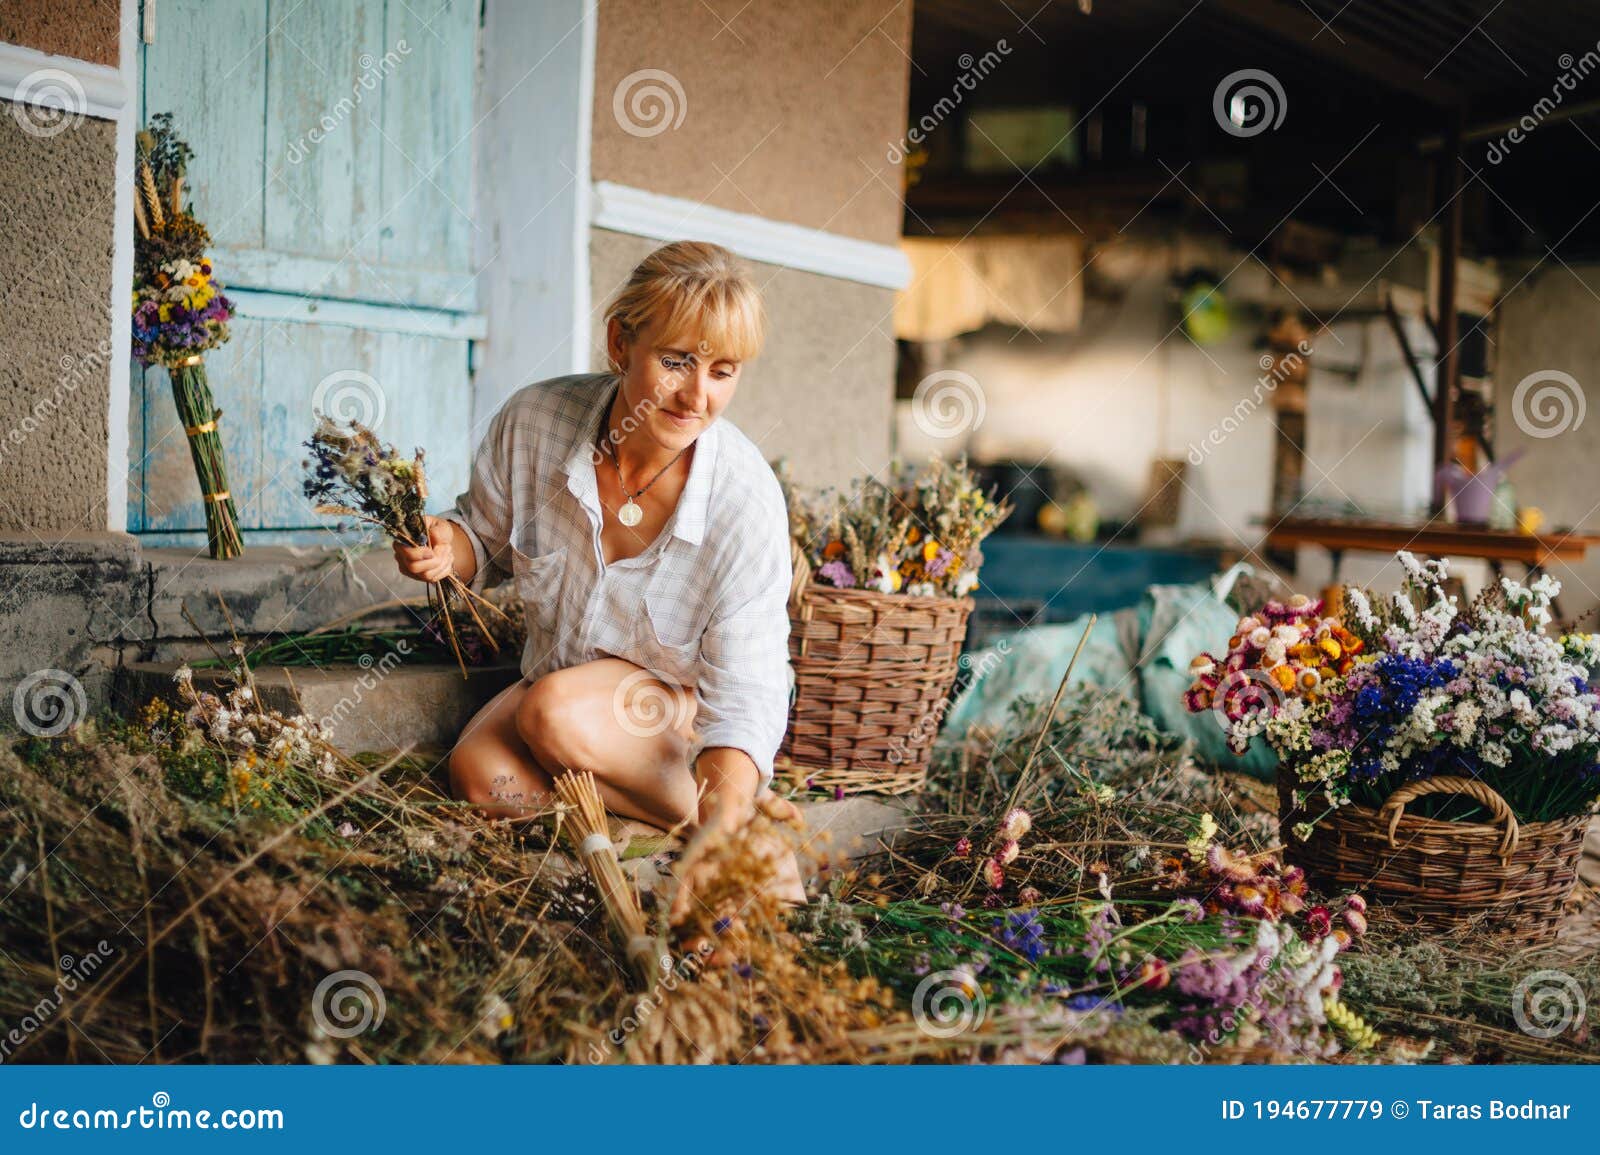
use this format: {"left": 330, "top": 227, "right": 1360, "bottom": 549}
{"left": 449, "top": 659, "right": 698, "bottom": 830}
{"left": 514, "top": 658, "right": 700, "bottom": 830}
{"left": 450, "top": 660, "right": 804, "bottom": 916}
{"left": 447, "top": 678, "right": 555, "bottom": 818}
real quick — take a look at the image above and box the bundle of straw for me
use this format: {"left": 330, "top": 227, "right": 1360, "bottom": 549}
{"left": 553, "top": 771, "right": 661, "bottom": 988}
{"left": 171, "top": 357, "right": 244, "bottom": 559}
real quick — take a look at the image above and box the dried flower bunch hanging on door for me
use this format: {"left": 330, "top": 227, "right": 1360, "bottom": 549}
{"left": 130, "top": 113, "right": 243, "bottom": 559}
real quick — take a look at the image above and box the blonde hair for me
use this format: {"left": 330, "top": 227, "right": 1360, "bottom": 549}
{"left": 603, "top": 241, "right": 766, "bottom": 371}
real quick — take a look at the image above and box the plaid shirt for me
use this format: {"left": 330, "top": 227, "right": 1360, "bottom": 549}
{"left": 436, "top": 372, "right": 793, "bottom": 786}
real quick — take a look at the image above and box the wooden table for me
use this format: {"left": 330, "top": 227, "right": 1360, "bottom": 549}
{"left": 1264, "top": 517, "right": 1600, "bottom": 614}
{"left": 1267, "top": 518, "right": 1600, "bottom": 567}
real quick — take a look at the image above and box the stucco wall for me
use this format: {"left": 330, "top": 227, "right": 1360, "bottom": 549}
{"left": 1494, "top": 263, "right": 1600, "bottom": 625}
{"left": 591, "top": 0, "right": 911, "bottom": 246}
{"left": 0, "top": 109, "right": 118, "bottom": 534}
{"left": 0, "top": 0, "right": 119, "bottom": 66}
{"left": 590, "top": 228, "right": 895, "bottom": 485}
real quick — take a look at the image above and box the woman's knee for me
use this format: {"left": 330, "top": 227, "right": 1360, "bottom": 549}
{"left": 447, "top": 742, "right": 496, "bottom": 807}
{"left": 516, "top": 670, "right": 590, "bottom": 770}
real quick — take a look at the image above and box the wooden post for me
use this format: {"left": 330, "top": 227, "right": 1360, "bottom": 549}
{"left": 1432, "top": 115, "right": 1463, "bottom": 512}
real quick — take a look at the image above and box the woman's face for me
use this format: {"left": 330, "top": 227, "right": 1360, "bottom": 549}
{"left": 607, "top": 315, "right": 741, "bottom": 454}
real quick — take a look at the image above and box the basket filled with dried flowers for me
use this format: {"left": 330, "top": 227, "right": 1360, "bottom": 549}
{"left": 1185, "top": 552, "right": 1600, "bottom": 937}
{"left": 778, "top": 458, "right": 1010, "bottom": 796}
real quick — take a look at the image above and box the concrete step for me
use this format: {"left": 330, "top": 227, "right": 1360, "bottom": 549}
{"left": 615, "top": 794, "right": 920, "bottom": 894}
{"left": 142, "top": 543, "right": 434, "bottom": 646}
{"left": 115, "top": 659, "right": 522, "bottom": 755}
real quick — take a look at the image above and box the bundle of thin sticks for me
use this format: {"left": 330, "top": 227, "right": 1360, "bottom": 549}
{"left": 552, "top": 771, "right": 662, "bottom": 988}
{"left": 303, "top": 416, "right": 510, "bottom": 677}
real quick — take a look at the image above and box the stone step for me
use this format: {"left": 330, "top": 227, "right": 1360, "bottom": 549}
{"left": 115, "top": 659, "right": 522, "bottom": 755}
{"left": 142, "top": 543, "right": 434, "bottom": 646}
{"left": 615, "top": 794, "right": 920, "bottom": 894}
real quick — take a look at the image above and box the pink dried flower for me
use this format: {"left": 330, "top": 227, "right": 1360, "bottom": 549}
{"left": 984, "top": 858, "right": 1005, "bottom": 889}
{"left": 953, "top": 836, "right": 972, "bottom": 859}
{"left": 1205, "top": 844, "right": 1257, "bottom": 883}
{"left": 1232, "top": 883, "right": 1268, "bottom": 916}
{"left": 1133, "top": 957, "right": 1170, "bottom": 991}
{"left": 999, "top": 808, "right": 1032, "bottom": 841}
{"left": 1343, "top": 909, "right": 1368, "bottom": 937}
{"left": 1344, "top": 893, "right": 1366, "bottom": 914}
{"left": 996, "top": 839, "right": 1020, "bottom": 866}
{"left": 1306, "top": 905, "right": 1333, "bottom": 938}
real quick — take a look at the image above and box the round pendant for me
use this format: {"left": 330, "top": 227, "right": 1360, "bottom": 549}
{"left": 618, "top": 499, "right": 643, "bottom": 527}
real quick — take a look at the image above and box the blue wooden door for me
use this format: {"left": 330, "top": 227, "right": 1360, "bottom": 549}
{"left": 130, "top": 0, "right": 482, "bottom": 540}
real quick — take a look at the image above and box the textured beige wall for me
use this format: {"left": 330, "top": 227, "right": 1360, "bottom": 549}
{"left": 592, "top": 0, "right": 911, "bottom": 245}
{"left": 590, "top": 228, "right": 895, "bottom": 485}
{"left": 0, "top": 111, "right": 117, "bottom": 533}
{"left": 0, "top": 0, "right": 120, "bottom": 65}
{"left": 1494, "top": 263, "right": 1600, "bottom": 626}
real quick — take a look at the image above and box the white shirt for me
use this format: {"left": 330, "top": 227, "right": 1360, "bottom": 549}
{"left": 437, "top": 372, "right": 793, "bottom": 786}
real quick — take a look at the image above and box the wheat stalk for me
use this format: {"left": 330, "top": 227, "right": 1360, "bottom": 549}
{"left": 139, "top": 159, "right": 165, "bottom": 232}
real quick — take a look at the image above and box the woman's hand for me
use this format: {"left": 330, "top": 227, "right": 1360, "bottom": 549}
{"left": 393, "top": 514, "right": 458, "bottom": 583}
{"left": 669, "top": 789, "right": 806, "bottom": 964}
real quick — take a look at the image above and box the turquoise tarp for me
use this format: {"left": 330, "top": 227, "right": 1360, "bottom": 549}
{"left": 944, "top": 565, "right": 1280, "bottom": 781}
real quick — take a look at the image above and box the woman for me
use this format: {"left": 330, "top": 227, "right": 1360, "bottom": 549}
{"left": 393, "top": 241, "right": 803, "bottom": 915}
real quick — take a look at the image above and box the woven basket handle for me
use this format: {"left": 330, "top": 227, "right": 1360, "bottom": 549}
{"left": 788, "top": 540, "right": 811, "bottom": 614}
{"left": 1378, "top": 775, "right": 1520, "bottom": 860}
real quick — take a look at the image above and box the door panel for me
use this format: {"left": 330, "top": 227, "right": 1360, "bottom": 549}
{"left": 262, "top": 0, "right": 388, "bottom": 273}
{"left": 131, "top": 0, "right": 481, "bottom": 537}
{"left": 254, "top": 321, "right": 472, "bottom": 529}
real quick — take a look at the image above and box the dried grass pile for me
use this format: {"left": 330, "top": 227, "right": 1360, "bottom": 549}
{"left": 1, "top": 659, "right": 1593, "bottom": 1066}
{"left": 0, "top": 660, "right": 917, "bottom": 1065}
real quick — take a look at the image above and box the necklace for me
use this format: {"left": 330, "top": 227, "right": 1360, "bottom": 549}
{"left": 597, "top": 404, "right": 689, "bottom": 527}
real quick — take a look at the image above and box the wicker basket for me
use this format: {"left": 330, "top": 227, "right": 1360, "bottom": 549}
{"left": 1277, "top": 771, "right": 1590, "bottom": 936}
{"left": 777, "top": 544, "right": 974, "bottom": 795}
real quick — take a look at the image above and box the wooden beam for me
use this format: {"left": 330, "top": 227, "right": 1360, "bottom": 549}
{"left": 1213, "top": 0, "right": 1463, "bottom": 108}
{"left": 1432, "top": 116, "right": 1464, "bottom": 507}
